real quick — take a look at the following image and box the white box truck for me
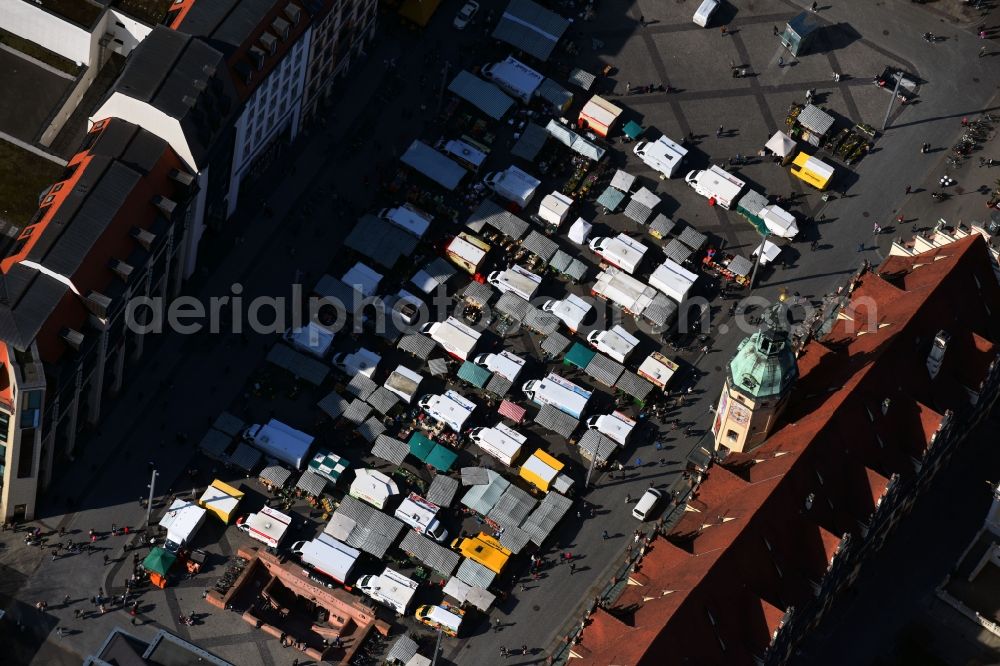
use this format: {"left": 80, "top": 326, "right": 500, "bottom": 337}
{"left": 588, "top": 234, "right": 648, "bottom": 274}
{"left": 237, "top": 506, "right": 293, "bottom": 549}
{"left": 649, "top": 259, "right": 699, "bottom": 303}
{"left": 482, "top": 56, "right": 543, "bottom": 103}
{"left": 421, "top": 317, "right": 481, "bottom": 360}
{"left": 357, "top": 568, "right": 419, "bottom": 615}
{"left": 378, "top": 203, "right": 433, "bottom": 238}
{"left": 290, "top": 534, "right": 360, "bottom": 585}
{"left": 243, "top": 420, "right": 314, "bottom": 470}
{"left": 591, "top": 268, "right": 659, "bottom": 317}
{"left": 685, "top": 166, "right": 746, "bottom": 210}
{"left": 332, "top": 348, "right": 381, "bottom": 378}
{"left": 487, "top": 265, "right": 543, "bottom": 301}
{"left": 634, "top": 136, "right": 688, "bottom": 178}
{"left": 586, "top": 411, "right": 637, "bottom": 446}
{"left": 522, "top": 373, "right": 592, "bottom": 419}
{"left": 418, "top": 390, "right": 477, "bottom": 432}
{"left": 469, "top": 423, "right": 526, "bottom": 466}
{"left": 473, "top": 350, "right": 526, "bottom": 382}
{"left": 349, "top": 468, "right": 400, "bottom": 509}
{"left": 283, "top": 322, "right": 335, "bottom": 359}
{"left": 159, "top": 499, "right": 207, "bottom": 552}
{"left": 385, "top": 365, "right": 423, "bottom": 403}
{"left": 537, "top": 191, "right": 573, "bottom": 229}
{"left": 483, "top": 166, "right": 540, "bottom": 208}
{"left": 394, "top": 493, "right": 448, "bottom": 542}
{"left": 586, "top": 325, "right": 640, "bottom": 363}
{"left": 542, "top": 294, "right": 592, "bottom": 332}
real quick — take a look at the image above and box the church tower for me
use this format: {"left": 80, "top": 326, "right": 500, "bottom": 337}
{"left": 712, "top": 308, "right": 798, "bottom": 453}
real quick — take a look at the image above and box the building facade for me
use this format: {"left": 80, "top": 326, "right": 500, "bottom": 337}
{"left": 0, "top": 119, "right": 195, "bottom": 522}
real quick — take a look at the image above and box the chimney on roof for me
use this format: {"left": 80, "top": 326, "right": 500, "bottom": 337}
{"left": 152, "top": 195, "right": 177, "bottom": 216}
{"left": 84, "top": 291, "right": 111, "bottom": 318}
{"left": 168, "top": 169, "right": 194, "bottom": 187}
{"left": 926, "top": 330, "right": 950, "bottom": 379}
{"left": 61, "top": 328, "right": 84, "bottom": 350}
{"left": 131, "top": 227, "right": 156, "bottom": 249}
{"left": 110, "top": 259, "right": 134, "bottom": 281}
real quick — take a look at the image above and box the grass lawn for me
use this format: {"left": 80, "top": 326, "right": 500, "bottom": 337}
{"left": 113, "top": 0, "right": 175, "bottom": 25}
{"left": 0, "top": 28, "right": 80, "bottom": 76}
{"left": 0, "top": 140, "right": 65, "bottom": 232}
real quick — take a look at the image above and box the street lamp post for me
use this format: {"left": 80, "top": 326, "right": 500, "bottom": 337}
{"left": 881, "top": 73, "right": 903, "bottom": 131}
{"left": 747, "top": 231, "right": 770, "bottom": 296}
{"left": 145, "top": 469, "right": 159, "bottom": 529}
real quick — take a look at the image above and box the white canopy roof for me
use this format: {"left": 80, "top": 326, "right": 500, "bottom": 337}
{"left": 568, "top": 218, "right": 592, "bottom": 244}
{"left": 753, "top": 239, "right": 783, "bottom": 265}
{"left": 761, "top": 205, "right": 799, "bottom": 238}
{"left": 765, "top": 131, "right": 797, "bottom": 157}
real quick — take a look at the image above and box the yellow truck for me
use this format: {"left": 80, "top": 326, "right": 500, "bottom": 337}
{"left": 198, "top": 479, "right": 244, "bottom": 524}
{"left": 415, "top": 603, "right": 465, "bottom": 636}
{"left": 789, "top": 152, "right": 835, "bottom": 191}
{"left": 450, "top": 532, "right": 512, "bottom": 574}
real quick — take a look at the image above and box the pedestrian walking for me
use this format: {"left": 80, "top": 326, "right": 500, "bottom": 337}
{"left": 103, "top": 554, "right": 109, "bottom": 566}
{"left": 625, "top": 81, "right": 630, "bottom": 93}
{"left": 810, "top": 1, "right": 817, "bottom": 10}
{"left": 625, "top": 493, "right": 632, "bottom": 504}
{"left": 639, "top": 14, "right": 646, "bottom": 27}
{"left": 773, "top": 25, "right": 779, "bottom": 36}
{"left": 569, "top": 562, "right": 576, "bottom": 574}
{"left": 494, "top": 617, "right": 502, "bottom": 633}
{"left": 500, "top": 646, "right": 509, "bottom": 658}
{"left": 74, "top": 609, "right": 82, "bottom": 620}
{"left": 51, "top": 549, "right": 58, "bottom": 562}
{"left": 522, "top": 645, "right": 529, "bottom": 656}
{"left": 778, "top": 56, "right": 785, "bottom": 68}
{"left": 63, "top": 594, "right": 71, "bottom": 606}
{"left": 980, "top": 46, "right": 988, "bottom": 58}
{"left": 602, "top": 530, "right": 609, "bottom": 540}
{"left": 905, "top": 185, "right": 911, "bottom": 194}
{"left": 857, "top": 242, "right": 865, "bottom": 252}
{"left": 720, "top": 26, "right": 727, "bottom": 37}
{"left": 716, "top": 125, "right": 723, "bottom": 138}
{"left": 810, "top": 240, "right": 818, "bottom": 251}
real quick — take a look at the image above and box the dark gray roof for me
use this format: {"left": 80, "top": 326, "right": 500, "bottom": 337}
{"left": 398, "top": 334, "right": 436, "bottom": 360}
{"left": 176, "top": 0, "right": 274, "bottom": 53}
{"left": 343, "top": 399, "right": 373, "bottom": 424}
{"left": 347, "top": 373, "right": 378, "bottom": 400}
{"left": 318, "top": 390, "right": 349, "bottom": 419}
{"left": 522, "top": 230, "right": 559, "bottom": 262}
{"left": 426, "top": 474, "right": 460, "bottom": 507}
{"left": 568, "top": 68, "right": 596, "bottom": 90}
{"left": 496, "top": 292, "right": 532, "bottom": 321}
{"left": 487, "top": 484, "right": 536, "bottom": 528}
{"left": 678, "top": 225, "right": 708, "bottom": 251}
{"left": 448, "top": 71, "right": 515, "bottom": 120}
{"left": 664, "top": 238, "right": 695, "bottom": 265}
{"left": 345, "top": 215, "right": 418, "bottom": 268}
{"left": 372, "top": 435, "right": 410, "bottom": 466}
{"left": 579, "top": 429, "right": 617, "bottom": 463}
{"left": 468, "top": 199, "right": 529, "bottom": 239}
{"left": 623, "top": 199, "right": 653, "bottom": 225}
{"left": 386, "top": 636, "right": 420, "bottom": 665}
{"left": 615, "top": 370, "right": 655, "bottom": 401}
{"left": 521, "top": 490, "right": 572, "bottom": 545}
{"left": 400, "top": 530, "right": 460, "bottom": 576}
{"left": 334, "top": 495, "right": 405, "bottom": 559}
{"left": 485, "top": 374, "right": 513, "bottom": 396}
{"left": 366, "top": 386, "right": 400, "bottom": 415}
{"left": 533, "top": 403, "right": 579, "bottom": 438}
{"left": 511, "top": 122, "right": 549, "bottom": 161}
{"left": 536, "top": 78, "right": 572, "bottom": 111}
{"left": 564, "top": 258, "right": 589, "bottom": 282}
{"left": 641, "top": 293, "right": 679, "bottom": 328}
{"left": 493, "top": 0, "right": 570, "bottom": 61}
{"left": 111, "top": 27, "right": 236, "bottom": 166}
{"left": 0, "top": 265, "right": 70, "bottom": 351}
{"left": 459, "top": 280, "right": 495, "bottom": 305}
{"left": 523, "top": 306, "right": 560, "bottom": 335}
{"left": 497, "top": 525, "right": 533, "bottom": 553}
{"left": 585, "top": 353, "right": 625, "bottom": 386}
{"left": 540, "top": 332, "right": 571, "bottom": 357}
{"left": 456, "top": 558, "right": 497, "bottom": 588}
{"left": 357, "top": 417, "right": 386, "bottom": 443}
{"left": 649, "top": 214, "right": 676, "bottom": 239}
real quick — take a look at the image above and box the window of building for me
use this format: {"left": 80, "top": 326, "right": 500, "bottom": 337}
{"left": 726, "top": 429, "right": 738, "bottom": 441}
{"left": 0, "top": 412, "right": 9, "bottom": 443}
{"left": 17, "top": 429, "right": 35, "bottom": 478}
{"left": 21, "top": 391, "right": 41, "bottom": 429}
{"left": 41, "top": 194, "right": 56, "bottom": 206}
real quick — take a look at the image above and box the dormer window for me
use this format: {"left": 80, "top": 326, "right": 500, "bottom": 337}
{"left": 285, "top": 3, "right": 301, "bottom": 25}
{"left": 272, "top": 17, "right": 290, "bottom": 39}
{"left": 249, "top": 46, "right": 266, "bottom": 70}
{"left": 259, "top": 32, "right": 277, "bottom": 54}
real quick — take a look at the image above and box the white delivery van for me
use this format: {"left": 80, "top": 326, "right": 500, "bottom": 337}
{"left": 473, "top": 350, "right": 526, "bottom": 382}
{"left": 632, "top": 488, "right": 663, "bottom": 521}
{"left": 440, "top": 138, "right": 489, "bottom": 173}
{"left": 469, "top": 423, "right": 526, "bottom": 466}
{"left": 588, "top": 234, "right": 649, "bottom": 274}
{"left": 482, "top": 56, "right": 543, "bottom": 103}
{"left": 332, "top": 348, "right": 381, "bottom": 378}
{"left": 237, "top": 506, "right": 293, "bottom": 549}
{"left": 649, "top": 259, "right": 699, "bottom": 304}
{"left": 537, "top": 191, "right": 573, "bottom": 229}
{"left": 283, "top": 322, "right": 335, "bottom": 359}
{"left": 487, "top": 265, "right": 543, "bottom": 301}
{"left": 634, "top": 136, "right": 689, "bottom": 178}
{"left": 349, "top": 468, "right": 400, "bottom": 509}
{"left": 685, "top": 166, "right": 746, "bottom": 210}
{"left": 243, "top": 420, "right": 314, "bottom": 470}
{"left": 418, "top": 390, "right": 477, "bottom": 432}
{"left": 384, "top": 365, "right": 423, "bottom": 403}
{"left": 586, "top": 411, "right": 637, "bottom": 446}
{"left": 693, "top": 0, "right": 720, "bottom": 27}
{"left": 522, "top": 373, "right": 592, "bottom": 419}
{"left": 394, "top": 493, "right": 448, "bottom": 542}
{"left": 290, "top": 534, "right": 360, "bottom": 584}
{"left": 357, "top": 568, "right": 419, "bottom": 615}
{"left": 378, "top": 203, "right": 433, "bottom": 238}
{"left": 542, "top": 294, "right": 593, "bottom": 332}
{"left": 159, "top": 499, "right": 207, "bottom": 552}
{"left": 586, "top": 325, "right": 640, "bottom": 363}
{"left": 483, "top": 166, "right": 540, "bottom": 209}
{"left": 421, "top": 317, "right": 482, "bottom": 360}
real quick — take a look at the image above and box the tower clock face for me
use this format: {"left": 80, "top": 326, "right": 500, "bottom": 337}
{"left": 741, "top": 373, "right": 758, "bottom": 390}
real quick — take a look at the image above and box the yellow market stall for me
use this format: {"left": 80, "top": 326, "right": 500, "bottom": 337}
{"left": 519, "top": 449, "right": 574, "bottom": 493}
{"left": 450, "top": 533, "right": 512, "bottom": 574}
{"left": 789, "top": 152, "right": 835, "bottom": 191}
{"left": 198, "top": 480, "right": 244, "bottom": 523}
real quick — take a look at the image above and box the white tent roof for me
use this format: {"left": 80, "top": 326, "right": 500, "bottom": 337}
{"left": 568, "top": 218, "right": 592, "bottom": 244}
{"left": 765, "top": 131, "right": 797, "bottom": 157}
{"left": 753, "top": 239, "right": 783, "bottom": 265}
{"left": 761, "top": 205, "right": 799, "bottom": 238}
{"left": 342, "top": 262, "right": 383, "bottom": 297}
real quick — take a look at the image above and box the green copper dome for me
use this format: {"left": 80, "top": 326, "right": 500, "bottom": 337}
{"left": 728, "top": 317, "right": 798, "bottom": 400}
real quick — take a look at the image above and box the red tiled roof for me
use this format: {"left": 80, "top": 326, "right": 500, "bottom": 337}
{"left": 575, "top": 235, "right": 1000, "bottom": 665}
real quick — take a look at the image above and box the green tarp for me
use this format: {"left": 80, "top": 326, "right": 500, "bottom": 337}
{"left": 408, "top": 432, "right": 435, "bottom": 459}
{"left": 143, "top": 547, "right": 176, "bottom": 576}
{"left": 564, "top": 342, "right": 597, "bottom": 370}
{"left": 457, "top": 361, "right": 491, "bottom": 388}
{"left": 623, "top": 121, "right": 643, "bottom": 140}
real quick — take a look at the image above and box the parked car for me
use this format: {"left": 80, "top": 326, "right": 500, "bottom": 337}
{"left": 453, "top": 0, "right": 479, "bottom": 29}
{"left": 632, "top": 488, "right": 663, "bottom": 521}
